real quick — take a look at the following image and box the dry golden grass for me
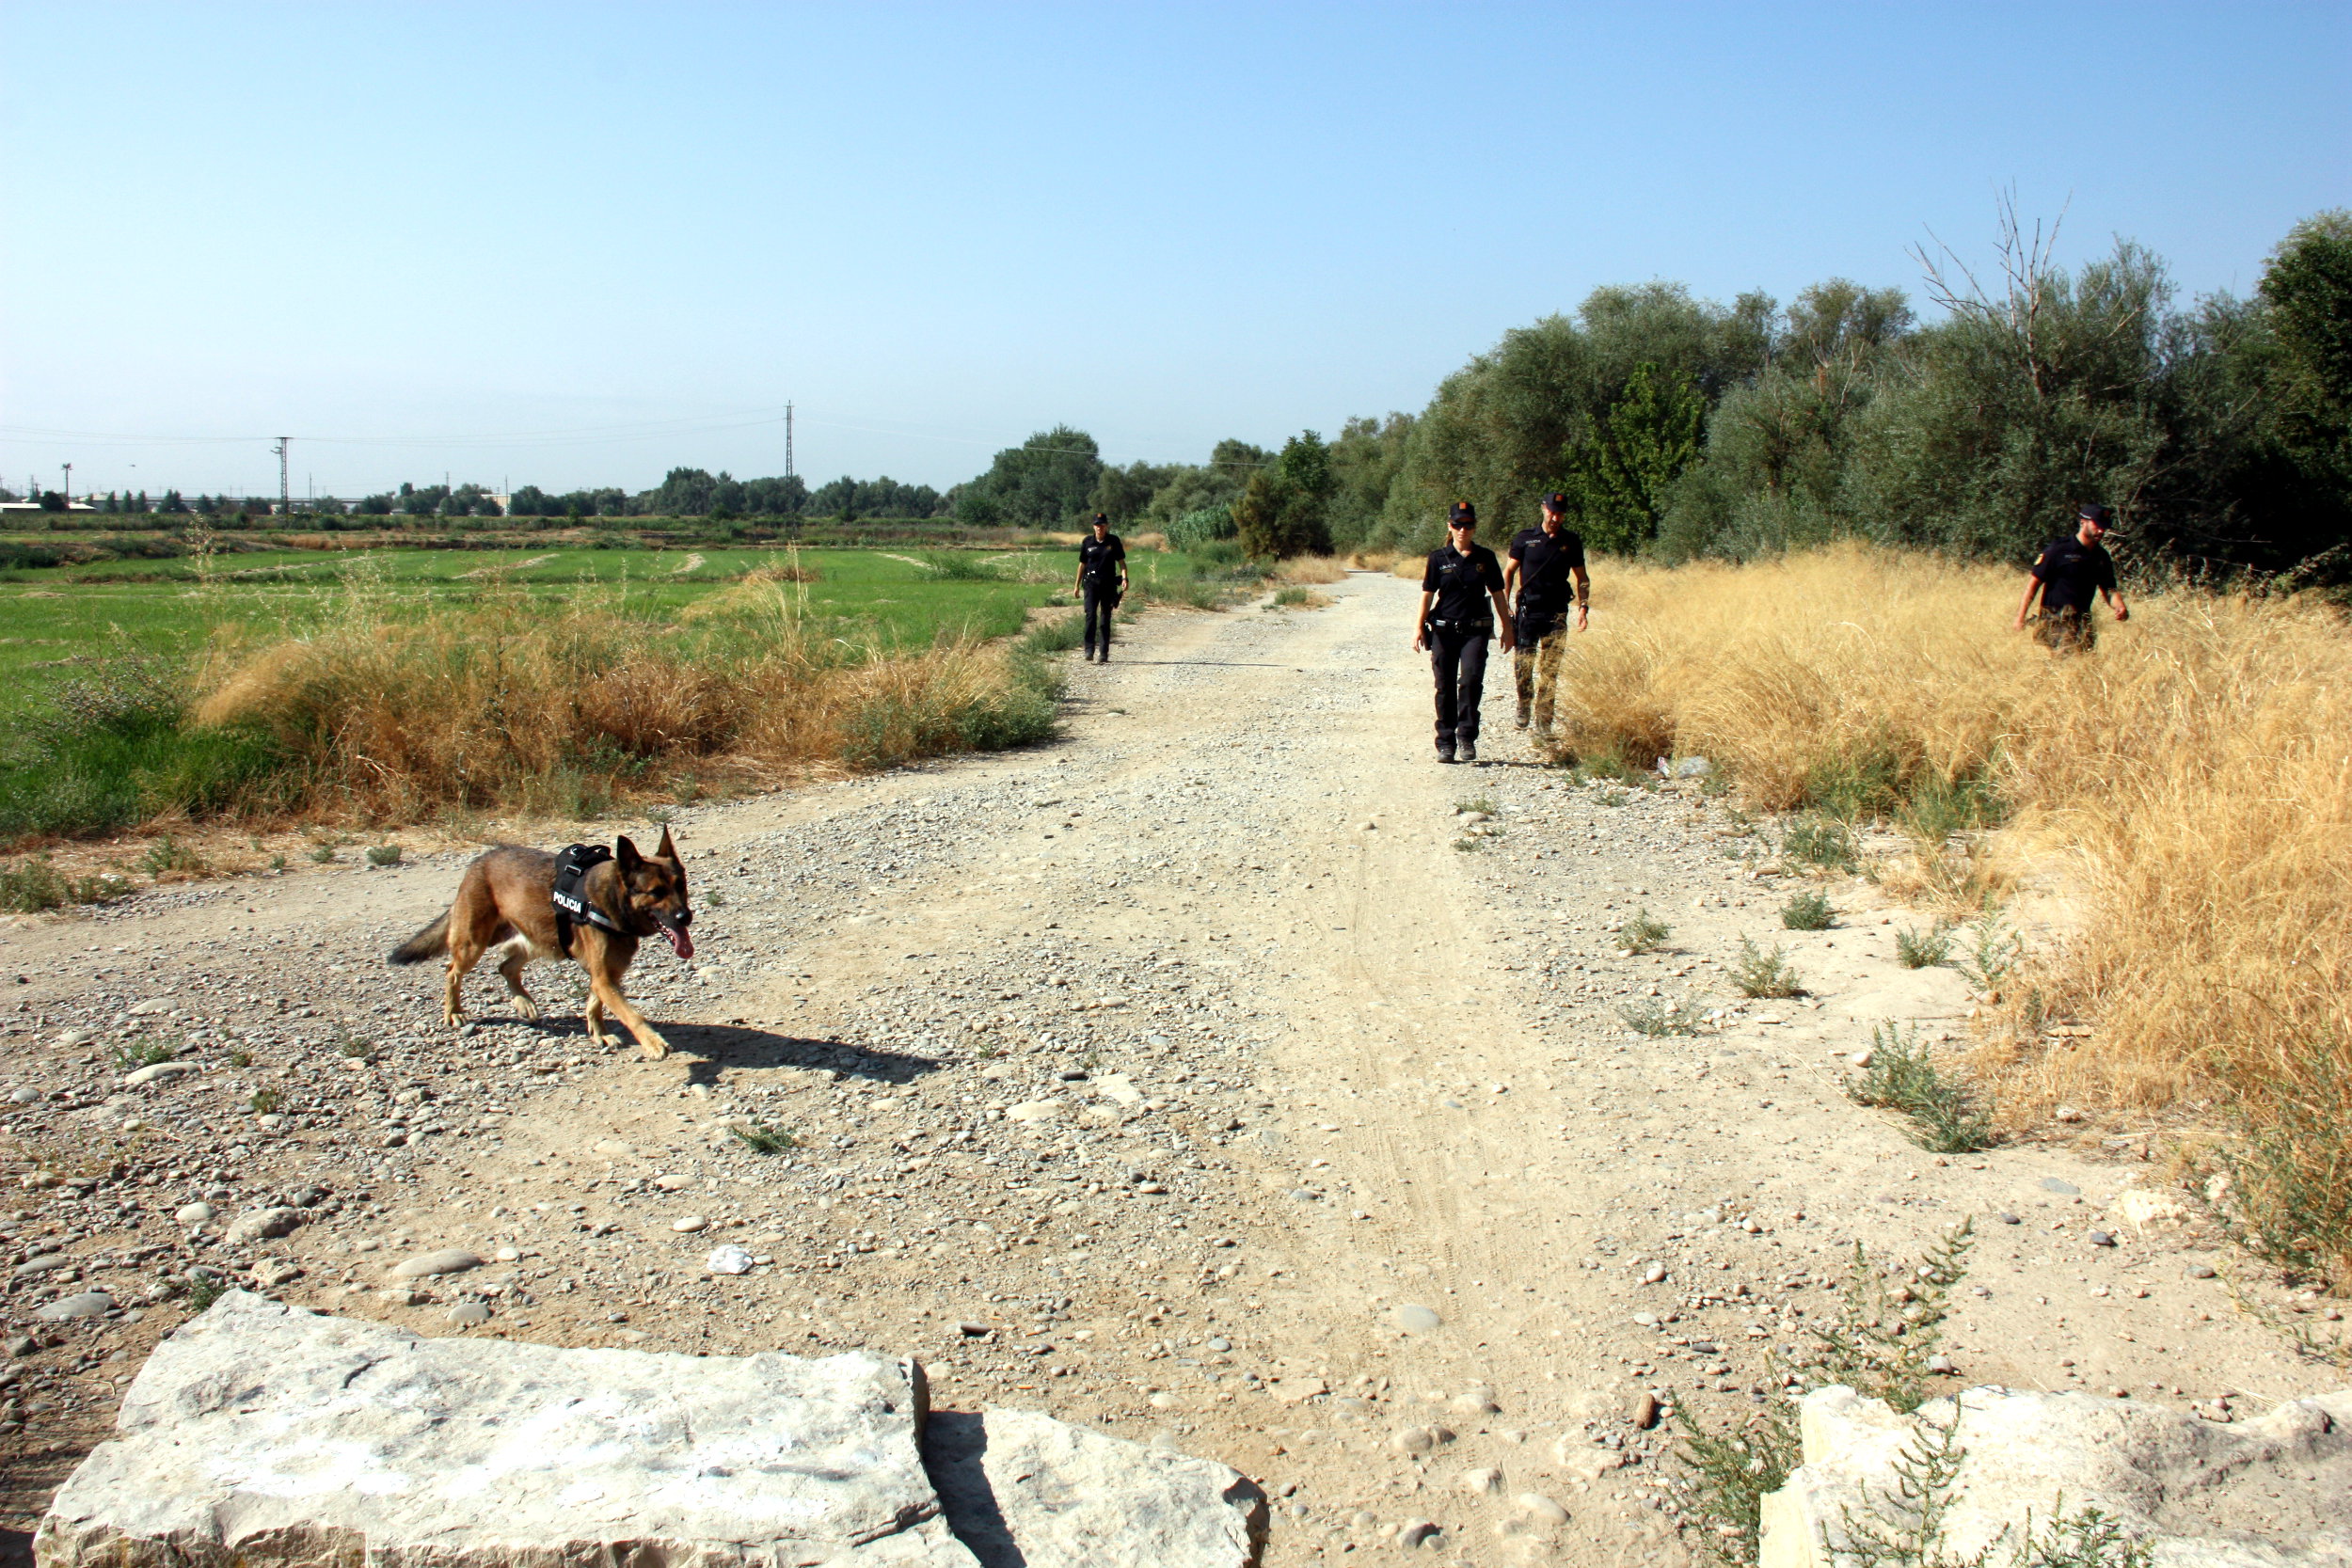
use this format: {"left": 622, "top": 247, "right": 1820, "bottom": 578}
{"left": 1274, "top": 555, "right": 1348, "bottom": 585}
{"left": 1551, "top": 545, "right": 2352, "bottom": 1286}
{"left": 192, "top": 577, "right": 1056, "bottom": 824}
{"left": 1346, "top": 549, "right": 1405, "bottom": 573}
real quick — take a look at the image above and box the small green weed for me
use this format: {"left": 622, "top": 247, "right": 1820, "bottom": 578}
{"left": 1733, "top": 937, "right": 1803, "bottom": 999}
{"left": 138, "top": 836, "right": 205, "bottom": 876}
{"left": 1781, "top": 816, "right": 1859, "bottom": 873}
{"left": 1452, "top": 836, "right": 1482, "bottom": 853}
{"left": 1955, "top": 912, "right": 2023, "bottom": 990}
{"left": 729, "top": 1120, "right": 799, "bottom": 1155}
{"left": 267, "top": 853, "right": 287, "bottom": 872}
{"left": 309, "top": 843, "right": 338, "bottom": 864}
{"left": 1896, "top": 922, "right": 1954, "bottom": 969}
{"left": 1271, "top": 585, "right": 1312, "bottom": 607}
{"left": 1847, "top": 1022, "right": 1996, "bottom": 1153}
{"left": 1621, "top": 907, "right": 1672, "bottom": 953}
{"left": 1619, "top": 998, "right": 1700, "bottom": 1037}
{"left": 1454, "top": 795, "right": 1496, "bottom": 815}
{"left": 0, "top": 855, "right": 130, "bottom": 911}
{"left": 112, "top": 1039, "right": 178, "bottom": 1070}
{"left": 364, "top": 844, "right": 402, "bottom": 867}
{"left": 249, "top": 1088, "right": 282, "bottom": 1115}
{"left": 184, "top": 1275, "right": 227, "bottom": 1314}
{"left": 1674, "top": 1222, "right": 1977, "bottom": 1567}
{"left": 226, "top": 1048, "right": 253, "bottom": 1068}
{"left": 1600, "top": 786, "right": 1629, "bottom": 808}
{"left": 1781, "top": 890, "right": 1836, "bottom": 930}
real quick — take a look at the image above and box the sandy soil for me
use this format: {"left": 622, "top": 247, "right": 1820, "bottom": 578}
{"left": 0, "top": 571, "right": 2339, "bottom": 1567}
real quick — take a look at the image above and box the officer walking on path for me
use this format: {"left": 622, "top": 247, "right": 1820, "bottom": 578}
{"left": 1412, "top": 501, "right": 1515, "bottom": 764}
{"left": 2014, "top": 503, "right": 2128, "bottom": 653}
{"left": 1075, "top": 512, "right": 1127, "bottom": 662}
{"left": 1502, "top": 490, "right": 1590, "bottom": 736}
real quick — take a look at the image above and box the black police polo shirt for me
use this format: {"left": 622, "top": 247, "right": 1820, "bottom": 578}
{"left": 1510, "top": 526, "right": 1586, "bottom": 612}
{"left": 2031, "top": 535, "right": 2116, "bottom": 614}
{"left": 1422, "top": 543, "right": 1504, "bottom": 626}
{"left": 1078, "top": 533, "right": 1126, "bottom": 583}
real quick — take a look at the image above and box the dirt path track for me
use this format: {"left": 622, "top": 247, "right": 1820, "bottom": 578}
{"left": 0, "top": 572, "right": 2326, "bottom": 1568}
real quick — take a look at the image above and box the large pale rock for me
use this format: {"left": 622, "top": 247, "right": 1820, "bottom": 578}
{"left": 925, "top": 1407, "right": 1265, "bottom": 1568}
{"left": 37, "top": 1291, "right": 967, "bottom": 1568}
{"left": 1758, "top": 1385, "right": 2352, "bottom": 1568}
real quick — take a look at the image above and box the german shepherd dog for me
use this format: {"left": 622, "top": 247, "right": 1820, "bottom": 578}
{"left": 388, "top": 831, "right": 694, "bottom": 1059}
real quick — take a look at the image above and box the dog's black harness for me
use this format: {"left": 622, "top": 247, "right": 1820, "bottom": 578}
{"left": 550, "top": 844, "right": 630, "bottom": 956}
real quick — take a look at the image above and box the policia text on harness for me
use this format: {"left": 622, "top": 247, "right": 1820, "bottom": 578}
{"left": 549, "top": 843, "right": 631, "bottom": 955}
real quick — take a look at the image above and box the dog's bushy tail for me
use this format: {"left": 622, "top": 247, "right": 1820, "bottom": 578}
{"left": 388, "top": 911, "right": 451, "bottom": 966}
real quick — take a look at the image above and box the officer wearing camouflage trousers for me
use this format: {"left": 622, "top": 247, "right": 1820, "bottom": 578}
{"left": 1504, "top": 491, "right": 1590, "bottom": 736}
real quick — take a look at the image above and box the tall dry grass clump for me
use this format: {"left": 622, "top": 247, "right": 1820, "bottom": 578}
{"left": 1549, "top": 545, "right": 2352, "bottom": 1287}
{"left": 1274, "top": 556, "right": 1349, "bottom": 586}
{"left": 192, "top": 574, "right": 1057, "bottom": 822}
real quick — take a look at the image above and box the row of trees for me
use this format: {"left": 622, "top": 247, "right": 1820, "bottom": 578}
{"left": 1359, "top": 205, "right": 2352, "bottom": 577}
{"left": 505, "top": 469, "right": 946, "bottom": 521}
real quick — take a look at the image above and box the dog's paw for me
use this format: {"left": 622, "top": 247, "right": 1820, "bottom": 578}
{"left": 512, "top": 998, "right": 542, "bottom": 1022}
{"left": 637, "top": 1033, "right": 672, "bottom": 1061}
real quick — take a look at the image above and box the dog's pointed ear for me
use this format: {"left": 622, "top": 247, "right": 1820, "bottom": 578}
{"left": 656, "top": 826, "right": 677, "bottom": 862}
{"left": 614, "top": 835, "right": 643, "bottom": 867}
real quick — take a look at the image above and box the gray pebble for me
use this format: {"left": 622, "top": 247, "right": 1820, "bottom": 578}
{"left": 1397, "top": 1520, "right": 1440, "bottom": 1548}
{"left": 1996, "top": 1212, "right": 2021, "bottom": 1225}
{"left": 6, "top": 1087, "right": 37, "bottom": 1104}
{"left": 37, "top": 1291, "right": 113, "bottom": 1322}
{"left": 10, "top": 1254, "right": 72, "bottom": 1278}
{"left": 390, "top": 1248, "right": 483, "bottom": 1280}
{"left": 1393, "top": 1304, "right": 1442, "bottom": 1333}
{"left": 2187, "top": 1263, "right": 2217, "bottom": 1279}
{"left": 1207, "top": 1337, "right": 1231, "bottom": 1352}
{"left": 1927, "top": 1354, "right": 1958, "bottom": 1374}
{"left": 4, "top": 1334, "right": 35, "bottom": 1356}
{"left": 447, "top": 1302, "right": 492, "bottom": 1325}
{"left": 2089, "top": 1229, "right": 2117, "bottom": 1247}
{"left": 2041, "top": 1177, "right": 2080, "bottom": 1196}
{"left": 176, "top": 1202, "right": 216, "bottom": 1226}
{"left": 1289, "top": 1188, "right": 1319, "bottom": 1201}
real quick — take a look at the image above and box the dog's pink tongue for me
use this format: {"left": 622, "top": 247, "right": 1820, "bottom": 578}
{"left": 668, "top": 927, "right": 694, "bottom": 960}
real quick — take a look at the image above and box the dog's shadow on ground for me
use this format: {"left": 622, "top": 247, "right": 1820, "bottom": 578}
{"left": 519, "top": 1018, "right": 941, "bottom": 1087}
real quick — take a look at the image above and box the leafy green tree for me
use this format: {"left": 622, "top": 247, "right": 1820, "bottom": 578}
{"left": 1327, "top": 413, "right": 1415, "bottom": 549}
{"left": 1561, "top": 362, "right": 1705, "bottom": 554}
{"left": 954, "top": 426, "right": 1103, "bottom": 528}
{"left": 1232, "top": 431, "right": 1336, "bottom": 558}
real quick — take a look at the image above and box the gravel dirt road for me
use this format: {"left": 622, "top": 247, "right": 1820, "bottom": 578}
{"left": 0, "top": 570, "right": 2333, "bottom": 1567}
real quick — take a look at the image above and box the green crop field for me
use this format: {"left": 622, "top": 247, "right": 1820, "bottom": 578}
{"left": 0, "top": 544, "right": 1176, "bottom": 715}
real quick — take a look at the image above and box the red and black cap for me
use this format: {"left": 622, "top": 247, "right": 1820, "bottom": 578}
{"left": 1543, "top": 492, "right": 1569, "bottom": 511}
{"left": 1448, "top": 500, "right": 1477, "bottom": 526}
{"left": 2077, "top": 503, "right": 2118, "bottom": 531}
{"left": 1091, "top": 512, "right": 1109, "bottom": 526}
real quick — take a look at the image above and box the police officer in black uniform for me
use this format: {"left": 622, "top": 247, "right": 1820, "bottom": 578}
{"left": 1412, "top": 501, "right": 1515, "bottom": 763}
{"left": 2013, "top": 503, "right": 2128, "bottom": 653}
{"left": 1075, "top": 512, "right": 1128, "bottom": 662}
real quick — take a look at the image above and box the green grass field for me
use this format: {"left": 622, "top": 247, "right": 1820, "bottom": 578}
{"left": 0, "top": 545, "right": 1135, "bottom": 716}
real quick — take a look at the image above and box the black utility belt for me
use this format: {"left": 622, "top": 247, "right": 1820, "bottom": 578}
{"left": 1427, "top": 618, "right": 1493, "bottom": 634}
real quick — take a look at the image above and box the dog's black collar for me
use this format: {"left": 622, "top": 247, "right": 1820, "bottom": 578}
{"left": 551, "top": 844, "right": 631, "bottom": 955}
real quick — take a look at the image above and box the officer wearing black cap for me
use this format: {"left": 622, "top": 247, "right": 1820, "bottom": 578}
{"left": 1503, "top": 491, "right": 1591, "bottom": 736}
{"left": 1075, "top": 512, "right": 1127, "bottom": 662}
{"left": 2014, "top": 503, "right": 2128, "bottom": 653}
{"left": 1413, "top": 501, "right": 1514, "bottom": 763}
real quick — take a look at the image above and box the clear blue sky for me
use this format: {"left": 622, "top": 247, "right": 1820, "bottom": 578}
{"left": 3, "top": 2, "right": 2345, "bottom": 500}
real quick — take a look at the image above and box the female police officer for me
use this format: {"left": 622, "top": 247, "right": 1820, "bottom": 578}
{"left": 1412, "top": 501, "right": 1515, "bottom": 764}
